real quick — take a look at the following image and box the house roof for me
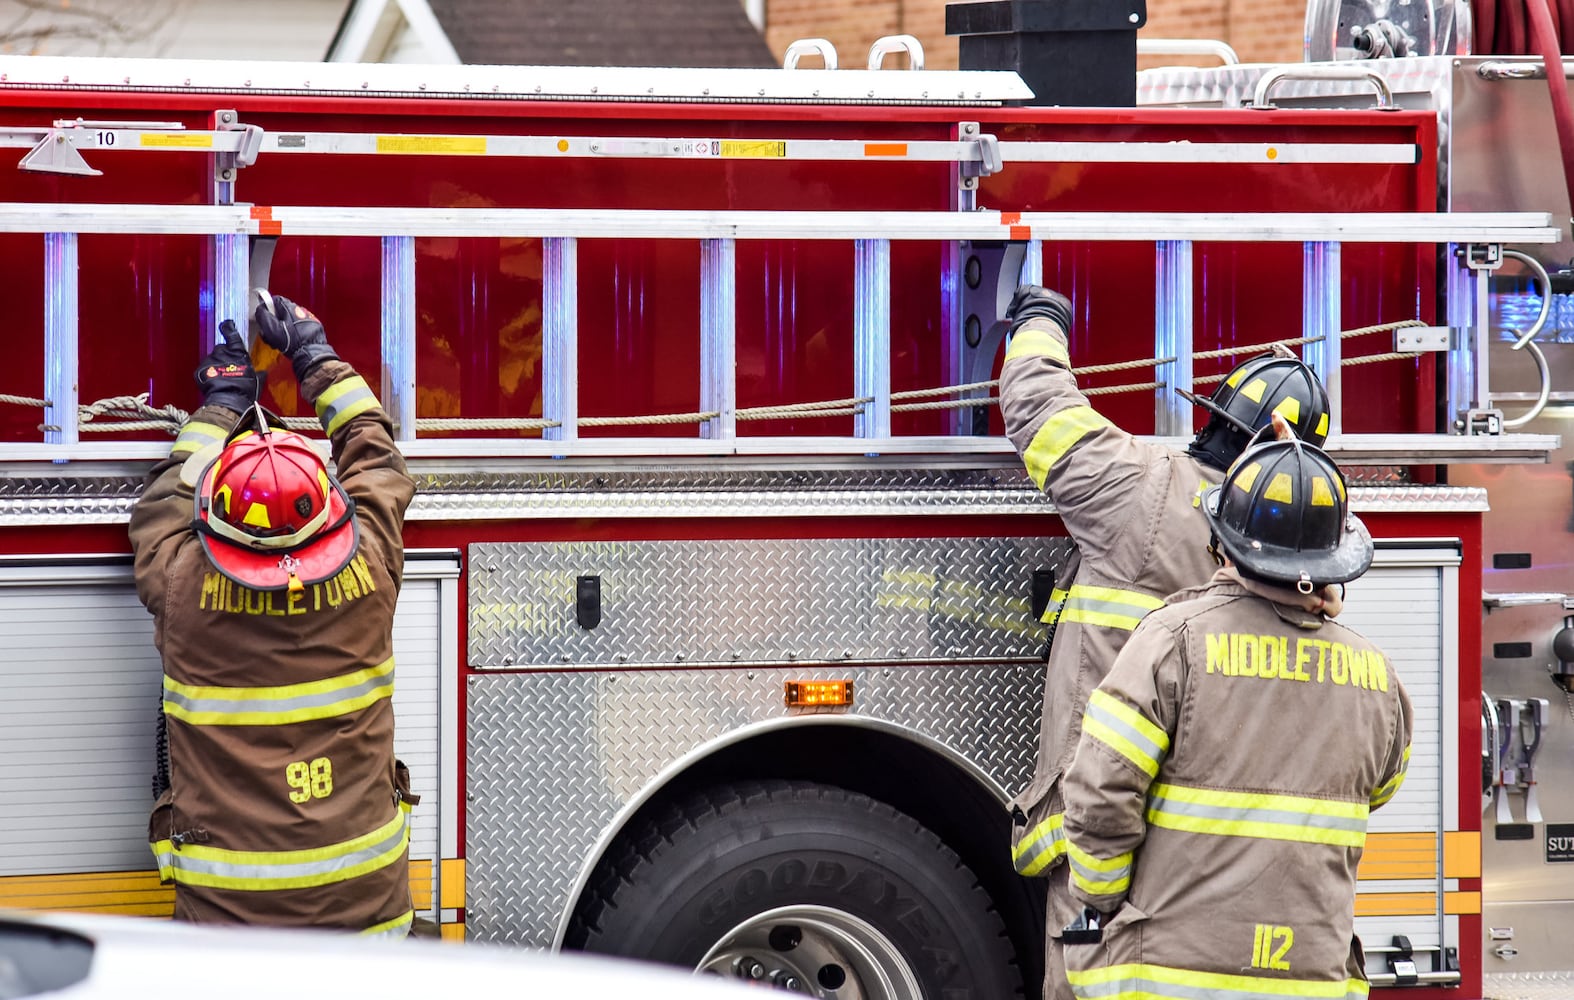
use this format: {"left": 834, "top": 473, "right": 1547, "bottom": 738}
{"left": 426, "top": 0, "right": 777, "bottom": 68}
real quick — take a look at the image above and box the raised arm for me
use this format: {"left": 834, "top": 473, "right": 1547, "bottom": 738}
{"left": 998, "top": 286, "right": 1163, "bottom": 556}
{"left": 255, "top": 295, "right": 415, "bottom": 586}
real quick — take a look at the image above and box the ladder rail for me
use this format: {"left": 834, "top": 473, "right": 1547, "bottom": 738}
{"left": 0, "top": 126, "right": 1416, "bottom": 168}
{"left": 16, "top": 204, "right": 1558, "bottom": 464}
{"left": 0, "top": 204, "right": 1556, "bottom": 242}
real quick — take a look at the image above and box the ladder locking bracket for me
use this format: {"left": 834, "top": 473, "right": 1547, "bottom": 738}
{"left": 1458, "top": 407, "right": 1504, "bottom": 436}
{"left": 1464, "top": 243, "right": 1504, "bottom": 271}
{"left": 965, "top": 133, "right": 1002, "bottom": 179}
{"left": 956, "top": 121, "right": 1001, "bottom": 190}
{"left": 214, "top": 109, "right": 264, "bottom": 169}
{"left": 18, "top": 130, "right": 101, "bottom": 177}
{"left": 950, "top": 119, "right": 1001, "bottom": 187}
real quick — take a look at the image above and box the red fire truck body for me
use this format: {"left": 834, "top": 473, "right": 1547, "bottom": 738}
{"left": 0, "top": 53, "right": 1554, "bottom": 999}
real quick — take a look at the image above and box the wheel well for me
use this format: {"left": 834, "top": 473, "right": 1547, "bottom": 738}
{"left": 564, "top": 721, "right": 1045, "bottom": 992}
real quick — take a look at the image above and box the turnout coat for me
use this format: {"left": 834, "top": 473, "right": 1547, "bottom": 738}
{"left": 130, "top": 361, "right": 418, "bottom": 934}
{"left": 999, "top": 316, "right": 1222, "bottom": 937}
{"left": 1060, "top": 570, "right": 1413, "bottom": 1000}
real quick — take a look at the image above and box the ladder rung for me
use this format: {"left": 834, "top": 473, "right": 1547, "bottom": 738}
{"left": 542, "top": 237, "right": 578, "bottom": 444}
{"left": 1303, "top": 242, "right": 1343, "bottom": 437}
{"left": 854, "top": 238, "right": 892, "bottom": 439}
{"left": 43, "top": 232, "right": 78, "bottom": 450}
{"left": 700, "top": 239, "right": 736, "bottom": 441}
{"left": 382, "top": 236, "right": 416, "bottom": 442}
{"left": 1154, "top": 240, "right": 1194, "bottom": 436}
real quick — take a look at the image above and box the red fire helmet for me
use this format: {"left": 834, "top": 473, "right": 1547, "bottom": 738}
{"left": 193, "top": 409, "right": 358, "bottom": 592}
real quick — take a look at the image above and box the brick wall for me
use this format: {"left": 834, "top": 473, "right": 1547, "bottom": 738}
{"left": 760, "top": 0, "right": 1306, "bottom": 73}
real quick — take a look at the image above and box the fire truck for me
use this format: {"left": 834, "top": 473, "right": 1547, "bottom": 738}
{"left": 0, "top": 22, "right": 1563, "bottom": 1000}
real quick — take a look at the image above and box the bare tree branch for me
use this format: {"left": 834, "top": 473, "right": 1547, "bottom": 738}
{"left": 0, "top": 0, "right": 181, "bottom": 56}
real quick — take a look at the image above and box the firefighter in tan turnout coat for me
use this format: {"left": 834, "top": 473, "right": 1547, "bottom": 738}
{"left": 1060, "top": 436, "right": 1412, "bottom": 1000}
{"left": 998, "top": 286, "right": 1331, "bottom": 998}
{"left": 130, "top": 295, "right": 417, "bottom": 933}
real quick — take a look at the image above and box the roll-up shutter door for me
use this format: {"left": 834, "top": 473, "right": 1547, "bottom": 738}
{"left": 1339, "top": 545, "right": 1456, "bottom": 962}
{"left": 0, "top": 554, "right": 456, "bottom": 921}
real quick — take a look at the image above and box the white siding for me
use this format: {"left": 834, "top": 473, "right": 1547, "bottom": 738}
{"left": 4, "top": 0, "right": 348, "bottom": 61}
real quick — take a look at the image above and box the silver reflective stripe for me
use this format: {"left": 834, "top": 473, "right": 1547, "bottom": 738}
{"left": 163, "top": 670, "right": 393, "bottom": 724}
{"left": 1067, "top": 851, "right": 1132, "bottom": 893}
{"left": 1149, "top": 794, "right": 1368, "bottom": 836}
{"left": 1013, "top": 813, "right": 1066, "bottom": 876}
{"left": 316, "top": 376, "right": 379, "bottom": 436}
{"left": 172, "top": 420, "right": 228, "bottom": 457}
{"left": 1084, "top": 697, "right": 1167, "bottom": 769}
{"left": 362, "top": 910, "right": 415, "bottom": 938}
{"left": 153, "top": 807, "right": 408, "bottom": 888}
{"left": 1060, "top": 585, "right": 1165, "bottom": 630}
{"left": 1040, "top": 587, "right": 1068, "bottom": 624}
{"left": 1069, "top": 967, "right": 1369, "bottom": 1000}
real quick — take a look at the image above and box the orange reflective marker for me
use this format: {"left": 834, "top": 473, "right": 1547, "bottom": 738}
{"left": 785, "top": 680, "right": 854, "bottom": 708}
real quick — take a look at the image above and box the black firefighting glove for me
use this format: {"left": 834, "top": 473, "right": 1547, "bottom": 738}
{"left": 254, "top": 293, "right": 339, "bottom": 383}
{"left": 194, "top": 320, "right": 261, "bottom": 414}
{"left": 1005, "top": 284, "right": 1073, "bottom": 342}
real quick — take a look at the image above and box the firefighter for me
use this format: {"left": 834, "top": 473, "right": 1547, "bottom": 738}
{"left": 999, "top": 284, "right": 1332, "bottom": 999}
{"left": 130, "top": 295, "right": 418, "bottom": 935}
{"left": 1058, "top": 435, "right": 1412, "bottom": 1000}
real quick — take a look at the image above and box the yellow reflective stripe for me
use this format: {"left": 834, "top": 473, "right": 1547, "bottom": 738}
{"left": 172, "top": 420, "right": 228, "bottom": 457}
{"left": 1083, "top": 689, "right": 1169, "bottom": 778}
{"left": 1148, "top": 783, "right": 1368, "bottom": 847}
{"left": 1012, "top": 812, "right": 1066, "bottom": 876}
{"left": 163, "top": 657, "right": 395, "bottom": 727}
{"left": 1370, "top": 744, "right": 1412, "bottom": 808}
{"left": 1066, "top": 841, "right": 1132, "bottom": 897}
{"left": 1059, "top": 585, "right": 1164, "bottom": 631}
{"left": 150, "top": 803, "right": 410, "bottom": 892}
{"left": 316, "top": 375, "right": 379, "bottom": 436}
{"left": 1067, "top": 963, "right": 1370, "bottom": 999}
{"left": 1005, "top": 327, "right": 1071, "bottom": 366}
{"left": 1022, "top": 406, "right": 1113, "bottom": 490}
{"left": 1040, "top": 587, "right": 1069, "bottom": 624}
{"left": 362, "top": 910, "right": 414, "bottom": 938}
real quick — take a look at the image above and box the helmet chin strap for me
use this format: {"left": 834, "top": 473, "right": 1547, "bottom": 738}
{"left": 1207, "top": 533, "right": 1225, "bottom": 568}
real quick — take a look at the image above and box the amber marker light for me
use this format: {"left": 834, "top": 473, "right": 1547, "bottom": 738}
{"left": 785, "top": 680, "right": 854, "bottom": 708}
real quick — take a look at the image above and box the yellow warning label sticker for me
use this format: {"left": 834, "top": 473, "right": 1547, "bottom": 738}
{"left": 718, "top": 140, "right": 787, "bottom": 159}
{"left": 140, "top": 133, "right": 214, "bottom": 149}
{"left": 375, "top": 135, "right": 488, "bottom": 155}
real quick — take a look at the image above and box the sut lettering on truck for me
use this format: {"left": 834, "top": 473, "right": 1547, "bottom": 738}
{"left": 1204, "top": 632, "right": 1389, "bottom": 692}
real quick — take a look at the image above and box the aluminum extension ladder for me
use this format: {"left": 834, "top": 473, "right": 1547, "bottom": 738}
{"left": 0, "top": 116, "right": 1559, "bottom": 466}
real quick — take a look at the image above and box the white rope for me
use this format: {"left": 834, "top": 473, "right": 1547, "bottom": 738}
{"left": 416, "top": 417, "right": 559, "bottom": 431}
{"left": 892, "top": 397, "right": 998, "bottom": 412}
{"left": 1073, "top": 355, "right": 1176, "bottom": 375}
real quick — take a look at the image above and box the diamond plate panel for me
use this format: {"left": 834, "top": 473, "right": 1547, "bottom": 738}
{"left": 469, "top": 536, "right": 1077, "bottom": 668}
{"left": 1485, "top": 972, "right": 1574, "bottom": 1000}
{"left": 465, "top": 662, "right": 1043, "bottom": 946}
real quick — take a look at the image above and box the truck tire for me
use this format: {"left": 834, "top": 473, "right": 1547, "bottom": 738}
{"left": 569, "top": 779, "right": 1022, "bottom": 998}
